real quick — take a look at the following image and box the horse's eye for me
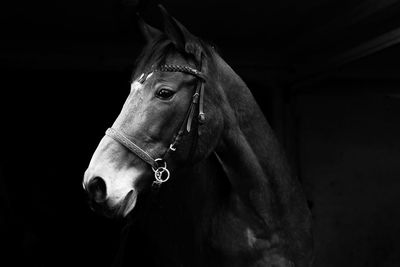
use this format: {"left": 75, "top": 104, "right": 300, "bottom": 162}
{"left": 156, "top": 88, "right": 175, "bottom": 99}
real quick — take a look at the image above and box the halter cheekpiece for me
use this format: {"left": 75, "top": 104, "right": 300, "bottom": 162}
{"left": 105, "top": 64, "right": 206, "bottom": 189}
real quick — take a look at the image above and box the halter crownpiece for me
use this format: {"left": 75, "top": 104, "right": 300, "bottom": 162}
{"left": 105, "top": 63, "right": 206, "bottom": 188}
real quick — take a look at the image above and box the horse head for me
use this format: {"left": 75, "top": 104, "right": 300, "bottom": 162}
{"left": 83, "top": 6, "right": 224, "bottom": 218}
{"left": 82, "top": 6, "right": 313, "bottom": 266}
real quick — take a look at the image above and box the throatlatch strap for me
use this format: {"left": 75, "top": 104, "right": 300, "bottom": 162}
{"left": 105, "top": 128, "right": 157, "bottom": 168}
{"left": 198, "top": 83, "right": 205, "bottom": 122}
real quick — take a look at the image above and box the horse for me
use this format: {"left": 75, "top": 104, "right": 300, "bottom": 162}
{"left": 83, "top": 6, "right": 313, "bottom": 267}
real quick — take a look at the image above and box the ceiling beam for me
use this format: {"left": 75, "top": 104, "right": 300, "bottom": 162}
{"left": 290, "top": 0, "right": 400, "bottom": 55}
{"left": 292, "top": 25, "right": 400, "bottom": 90}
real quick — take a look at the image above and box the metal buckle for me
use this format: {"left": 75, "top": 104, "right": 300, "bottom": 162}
{"left": 169, "top": 143, "right": 177, "bottom": 151}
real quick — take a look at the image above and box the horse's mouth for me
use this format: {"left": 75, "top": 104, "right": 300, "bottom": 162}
{"left": 116, "top": 189, "right": 137, "bottom": 218}
{"left": 88, "top": 189, "right": 137, "bottom": 218}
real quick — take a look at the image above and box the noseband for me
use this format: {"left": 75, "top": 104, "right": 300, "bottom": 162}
{"left": 105, "top": 64, "right": 206, "bottom": 188}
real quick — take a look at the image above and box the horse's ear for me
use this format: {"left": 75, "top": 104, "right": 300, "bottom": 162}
{"left": 137, "top": 14, "right": 163, "bottom": 43}
{"left": 158, "top": 5, "right": 203, "bottom": 62}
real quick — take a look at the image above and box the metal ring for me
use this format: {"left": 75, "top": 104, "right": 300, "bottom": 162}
{"left": 152, "top": 158, "right": 166, "bottom": 172}
{"left": 154, "top": 167, "right": 170, "bottom": 183}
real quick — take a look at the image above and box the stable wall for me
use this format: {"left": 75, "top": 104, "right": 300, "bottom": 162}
{"left": 297, "top": 89, "right": 400, "bottom": 266}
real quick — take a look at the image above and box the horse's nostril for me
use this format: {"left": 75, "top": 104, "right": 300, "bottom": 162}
{"left": 87, "top": 177, "right": 107, "bottom": 203}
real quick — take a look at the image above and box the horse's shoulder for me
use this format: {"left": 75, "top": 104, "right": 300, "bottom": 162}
{"left": 207, "top": 194, "right": 288, "bottom": 258}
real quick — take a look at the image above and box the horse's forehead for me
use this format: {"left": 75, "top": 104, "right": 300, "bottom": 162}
{"left": 130, "top": 80, "right": 143, "bottom": 94}
{"left": 165, "top": 53, "right": 195, "bottom": 67}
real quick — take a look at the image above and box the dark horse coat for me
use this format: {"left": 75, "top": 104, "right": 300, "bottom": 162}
{"left": 84, "top": 6, "right": 313, "bottom": 267}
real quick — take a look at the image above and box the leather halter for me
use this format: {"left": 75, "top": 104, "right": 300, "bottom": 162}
{"left": 105, "top": 64, "right": 206, "bottom": 188}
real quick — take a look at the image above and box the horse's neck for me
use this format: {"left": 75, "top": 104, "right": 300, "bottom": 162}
{"left": 142, "top": 157, "right": 227, "bottom": 266}
{"left": 140, "top": 55, "right": 312, "bottom": 266}
{"left": 212, "top": 55, "right": 297, "bottom": 228}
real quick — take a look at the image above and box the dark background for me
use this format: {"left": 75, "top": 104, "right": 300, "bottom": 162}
{"left": 1, "top": 0, "right": 400, "bottom": 266}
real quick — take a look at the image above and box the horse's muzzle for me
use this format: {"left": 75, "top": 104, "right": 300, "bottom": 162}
{"left": 84, "top": 176, "right": 137, "bottom": 218}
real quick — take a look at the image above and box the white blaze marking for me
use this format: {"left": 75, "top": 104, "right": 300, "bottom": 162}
{"left": 131, "top": 72, "right": 154, "bottom": 93}
{"left": 130, "top": 81, "right": 142, "bottom": 93}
